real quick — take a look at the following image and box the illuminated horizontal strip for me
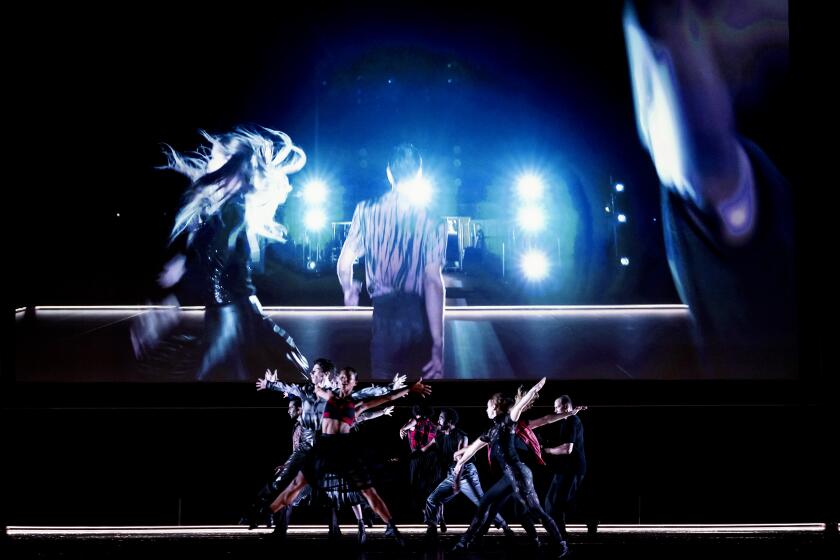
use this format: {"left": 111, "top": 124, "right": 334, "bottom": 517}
{"left": 33, "top": 304, "right": 689, "bottom": 314}
{"left": 6, "top": 523, "right": 827, "bottom": 537}
{"left": 16, "top": 307, "right": 27, "bottom": 313}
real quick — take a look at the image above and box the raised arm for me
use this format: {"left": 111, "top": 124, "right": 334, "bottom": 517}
{"left": 256, "top": 369, "right": 304, "bottom": 398}
{"left": 528, "top": 405, "right": 587, "bottom": 429}
{"left": 357, "top": 405, "right": 395, "bottom": 424}
{"left": 356, "top": 379, "right": 431, "bottom": 414}
{"left": 509, "top": 377, "right": 546, "bottom": 422}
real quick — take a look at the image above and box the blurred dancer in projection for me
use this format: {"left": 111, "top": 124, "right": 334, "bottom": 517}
{"left": 131, "top": 126, "right": 309, "bottom": 381}
{"left": 337, "top": 143, "right": 447, "bottom": 379}
{"left": 623, "top": 1, "right": 795, "bottom": 377}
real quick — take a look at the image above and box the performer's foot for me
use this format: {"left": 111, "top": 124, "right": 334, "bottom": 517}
{"left": 270, "top": 510, "right": 288, "bottom": 539}
{"left": 502, "top": 524, "right": 517, "bottom": 539}
{"left": 357, "top": 520, "right": 367, "bottom": 546}
{"left": 384, "top": 522, "right": 406, "bottom": 548}
{"left": 240, "top": 503, "right": 267, "bottom": 530}
{"left": 555, "top": 540, "right": 570, "bottom": 558}
{"left": 425, "top": 524, "right": 438, "bottom": 540}
{"left": 451, "top": 538, "right": 475, "bottom": 553}
{"left": 439, "top": 518, "right": 447, "bottom": 533}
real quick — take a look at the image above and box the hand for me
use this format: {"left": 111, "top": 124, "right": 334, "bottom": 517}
{"left": 452, "top": 465, "right": 463, "bottom": 492}
{"left": 158, "top": 254, "right": 187, "bottom": 288}
{"left": 256, "top": 370, "right": 277, "bottom": 391}
{"left": 453, "top": 448, "right": 466, "bottom": 461}
{"left": 382, "top": 406, "right": 395, "bottom": 417}
{"left": 391, "top": 373, "right": 407, "bottom": 391}
{"left": 409, "top": 378, "right": 432, "bottom": 398}
{"left": 422, "top": 343, "right": 443, "bottom": 379}
{"left": 399, "top": 429, "right": 407, "bottom": 440}
{"left": 343, "top": 280, "right": 362, "bottom": 307}
{"left": 573, "top": 405, "right": 587, "bottom": 415}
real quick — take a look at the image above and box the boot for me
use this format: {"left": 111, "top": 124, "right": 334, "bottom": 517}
{"left": 384, "top": 522, "right": 406, "bottom": 547}
{"left": 357, "top": 519, "right": 367, "bottom": 546}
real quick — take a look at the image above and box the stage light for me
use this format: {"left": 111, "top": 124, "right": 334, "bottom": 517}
{"left": 520, "top": 250, "right": 549, "bottom": 281}
{"left": 617, "top": 214, "right": 627, "bottom": 223}
{"left": 620, "top": 257, "right": 630, "bottom": 266}
{"left": 615, "top": 183, "right": 625, "bottom": 192}
{"left": 516, "top": 173, "right": 544, "bottom": 201}
{"left": 302, "top": 179, "right": 328, "bottom": 205}
{"left": 304, "top": 208, "right": 327, "bottom": 231}
{"left": 398, "top": 175, "right": 433, "bottom": 207}
{"left": 306, "top": 260, "right": 317, "bottom": 271}
{"left": 517, "top": 206, "right": 546, "bottom": 232}
{"left": 605, "top": 206, "right": 611, "bottom": 213}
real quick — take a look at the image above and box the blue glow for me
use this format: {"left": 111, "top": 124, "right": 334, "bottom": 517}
{"left": 304, "top": 208, "right": 327, "bottom": 231}
{"left": 617, "top": 214, "right": 627, "bottom": 223}
{"left": 520, "top": 250, "right": 549, "bottom": 281}
{"left": 516, "top": 173, "right": 544, "bottom": 201}
{"left": 302, "top": 179, "right": 328, "bottom": 205}
{"left": 517, "top": 205, "right": 546, "bottom": 232}
{"left": 397, "top": 175, "right": 433, "bottom": 207}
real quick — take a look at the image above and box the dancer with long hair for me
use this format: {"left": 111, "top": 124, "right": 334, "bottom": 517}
{"left": 132, "top": 126, "right": 309, "bottom": 381}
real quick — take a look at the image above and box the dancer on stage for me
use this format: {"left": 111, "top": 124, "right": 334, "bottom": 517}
{"left": 450, "top": 379, "right": 584, "bottom": 557}
{"left": 269, "top": 367, "right": 432, "bottom": 546}
{"left": 423, "top": 407, "right": 515, "bottom": 540}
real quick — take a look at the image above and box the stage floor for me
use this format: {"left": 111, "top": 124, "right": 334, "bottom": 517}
{"left": 15, "top": 305, "right": 704, "bottom": 381}
{"left": 6, "top": 524, "right": 836, "bottom": 559}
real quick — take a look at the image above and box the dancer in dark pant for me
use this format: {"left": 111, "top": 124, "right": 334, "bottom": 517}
{"left": 270, "top": 368, "right": 432, "bottom": 547}
{"left": 243, "top": 360, "right": 405, "bottom": 535}
{"left": 423, "top": 408, "right": 514, "bottom": 540}
{"left": 399, "top": 403, "right": 442, "bottom": 520}
{"left": 543, "top": 395, "right": 586, "bottom": 542}
{"left": 451, "top": 379, "right": 583, "bottom": 558}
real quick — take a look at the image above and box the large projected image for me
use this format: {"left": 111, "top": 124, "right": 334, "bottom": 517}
{"left": 13, "top": 3, "right": 794, "bottom": 381}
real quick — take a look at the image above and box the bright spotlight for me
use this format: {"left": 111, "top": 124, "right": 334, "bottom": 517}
{"left": 617, "top": 214, "right": 627, "bottom": 223}
{"left": 605, "top": 206, "right": 611, "bottom": 213}
{"left": 306, "top": 259, "right": 317, "bottom": 271}
{"left": 520, "top": 250, "right": 549, "bottom": 281}
{"left": 302, "top": 179, "right": 328, "bottom": 205}
{"left": 517, "top": 206, "right": 546, "bottom": 232}
{"left": 620, "top": 257, "right": 630, "bottom": 266}
{"left": 398, "top": 175, "right": 433, "bottom": 207}
{"left": 615, "top": 183, "right": 625, "bottom": 192}
{"left": 304, "top": 208, "right": 327, "bottom": 231}
{"left": 516, "top": 173, "right": 544, "bottom": 201}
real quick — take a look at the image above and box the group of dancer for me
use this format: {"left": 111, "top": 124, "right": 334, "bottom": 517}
{"left": 245, "top": 365, "right": 586, "bottom": 557}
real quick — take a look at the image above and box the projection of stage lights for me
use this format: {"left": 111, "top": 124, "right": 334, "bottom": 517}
{"left": 302, "top": 179, "right": 329, "bottom": 231}
{"left": 607, "top": 180, "right": 631, "bottom": 267}
{"left": 396, "top": 174, "right": 434, "bottom": 207}
{"left": 299, "top": 178, "right": 331, "bottom": 274}
{"left": 515, "top": 173, "right": 547, "bottom": 233}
